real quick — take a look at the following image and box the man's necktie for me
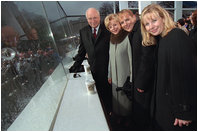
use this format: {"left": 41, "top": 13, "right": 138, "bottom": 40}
{"left": 93, "top": 28, "right": 97, "bottom": 38}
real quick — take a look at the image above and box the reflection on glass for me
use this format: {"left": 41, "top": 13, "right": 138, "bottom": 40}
{"left": 157, "top": 1, "right": 174, "bottom": 8}
{"left": 42, "top": 1, "right": 61, "bottom": 22}
{"left": 1, "top": 1, "right": 62, "bottom": 130}
{"left": 49, "top": 16, "right": 86, "bottom": 57}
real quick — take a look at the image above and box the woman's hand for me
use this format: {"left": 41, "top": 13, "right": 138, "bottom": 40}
{"left": 137, "top": 88, "right": 144, "bottom": 93}
{"left": 108, "top": 78, "right": 112, "bottom": 84}
{"left": 174, "top": 118, "right": 192, "bottom": 127}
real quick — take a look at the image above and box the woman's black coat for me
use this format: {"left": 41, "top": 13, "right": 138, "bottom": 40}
{"left": 128, "top": 20, "right": 156, "bottom": 130}
{"left": 189, "top": 25, "right": 197, "bottom": 54}
{"left": 153, "top": 28, "right": 197, "bottom": 130}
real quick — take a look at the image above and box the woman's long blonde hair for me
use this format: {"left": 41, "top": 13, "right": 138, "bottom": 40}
{"left": 141, "top": 4, "right": 176, "bottom": 46}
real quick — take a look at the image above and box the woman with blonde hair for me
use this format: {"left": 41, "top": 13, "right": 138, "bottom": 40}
{"left": 104, "top": 13, "right": 132, "bottom": 130}
{"left": 141, "top": 4, "right": 196, "bottom": 130}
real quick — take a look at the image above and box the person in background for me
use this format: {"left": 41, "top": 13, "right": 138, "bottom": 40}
{"left": 141, "top": 4, "right": 197, "bottom": 130}
{"left": 184, "top": 16, "right": 192, "bottom": 31}
{"left": 1, "top": 26, "right": 19, "bottom": 48}
{"left": 1, "top": 26, "right": 29, "bottom": 85}
{"left": 189, "top": 10, "right": 197, "bottom": 54}
{"left": 118, "top": 9, "right": 156, "bottom": 130}
{"left": 27, "top": 28, "right": 59, "bottom": 76}
{"left": 104, "top": 13, "right": 132, "bottom": 130}
{"left": 27, "top": 28, "right": 39, "bottom": 40}
{"left": 17, "top": 28, "right": 43, "bottom": 87}
{"left": 1, "top": 26, "right": 20, "bottom": 77}
{"left": 17, "top": 28, "right": 59, "bottom": 87}
{"left": 177, "top": 18, "right": 189, "bottom": 35}
{"left": 69, "top": 8, "right": 112, "bottom": 115}
{"left": 17, "top": 28, "right": 41, "bottom": 55}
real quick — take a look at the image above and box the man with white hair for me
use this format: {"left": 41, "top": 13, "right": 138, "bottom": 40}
{"left": 69, "top": 8, "right": 112, "bottom": 115}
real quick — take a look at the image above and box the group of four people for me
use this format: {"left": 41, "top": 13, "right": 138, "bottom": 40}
{"left": 70, "top": 4, "right": 196, "bottom": 131}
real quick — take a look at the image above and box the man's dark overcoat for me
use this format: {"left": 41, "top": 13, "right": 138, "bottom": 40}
{"left": 72, "top": 23, "right": 111, "bottom": 109}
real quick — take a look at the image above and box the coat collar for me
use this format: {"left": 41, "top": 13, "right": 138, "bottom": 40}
{"left": 96, "top": 25, "right": 102, "bottom": 40}
{"left": 89, "top": 24, "right": 102, "bottom": 42}
{"left": 110, "top": 29, "right": 129, "bottom": 44}
{"left": 91, "top": 25, "right": 100, "bottom": 34}
{"left": 131, "top": 20, "right": 140, "bottom": 33}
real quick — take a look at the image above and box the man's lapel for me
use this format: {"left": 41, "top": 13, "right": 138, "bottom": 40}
{"left": 87, "top": 26, "right": 94, "bottom": 44}
{"left": 95, "top": 26, "right": 101, "bottom": 41}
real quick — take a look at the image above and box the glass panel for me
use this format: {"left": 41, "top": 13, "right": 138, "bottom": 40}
{"left": 66, "top": 17, "right": 87, "bottom": 35}
{"left": 44, "top": 1, "right": 87, "bottom": 57}
{"left": 49, "top": 16, "right": 84, "bottom": 57}
{"left": 42, "top": 1, "right": 63, "bottom": 23}
{"left": 157, "top": 1, "right": 174, "bottom": 8}
{"left": 128, "top": 1, "right": 138, "bottom": 8}
{"left": 1, "top": 1, "right": 64, "bottom": 130}
{"left": 183, "top": 1, "right": 197, "bottom": 8}
{"left": 59, "top": 1, "right": 114, "bottom": 16}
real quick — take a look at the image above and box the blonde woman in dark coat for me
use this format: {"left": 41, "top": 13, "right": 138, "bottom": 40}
{"left": 104, "top": 14, "right": 132, "bottom": 130}
{"left": 141, "top": 4, "right": 196, "bottom": 130}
